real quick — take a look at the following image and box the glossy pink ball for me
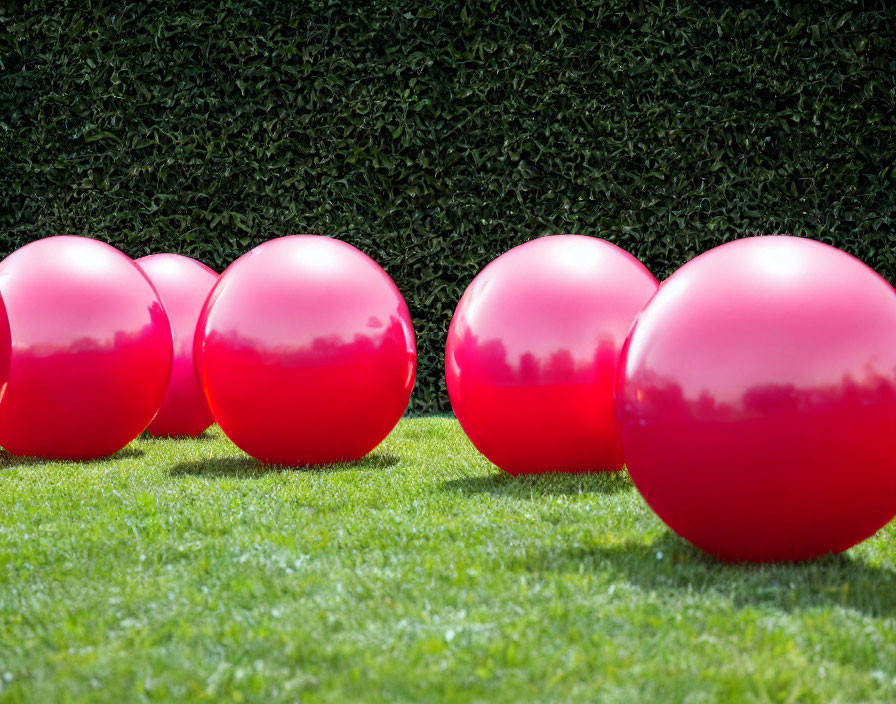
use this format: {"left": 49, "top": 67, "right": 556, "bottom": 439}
{"left": 136, "top": 254, "right": 218, "bottom": 437}
{"left": 617, "top": 236, "right": 896, "bottom": 562}
{"left": 194, "top": 235, "right": 416, "bottom": 466}
{"left": 0, "top": 236, "right": 172, "bottom": 459}
{"left": 446, "top": 235, "right": 658, "bottom": 474}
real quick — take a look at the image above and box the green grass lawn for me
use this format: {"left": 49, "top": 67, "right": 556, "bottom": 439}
{"left": 1, "top": 417, "right": 895, "bottom": 703}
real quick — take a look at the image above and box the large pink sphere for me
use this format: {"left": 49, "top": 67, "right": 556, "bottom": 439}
{"left": 0, "top": 236, "right": 173, "bottom": 459}
{"left": 617, "top": 235, "right": 896, "bottom": 562}
{"left": 136, "top": 254, "right": 218, "bottom": 437}
{"left": 446, "top": 235, "right": 659, "bottom": 474}
{"left": 194, "top": 235, "right": 416, "bottom": 466}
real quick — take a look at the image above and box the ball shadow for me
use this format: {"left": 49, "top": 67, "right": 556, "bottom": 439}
{"left": 442, "top": 468, "right": 633, "bottom": 497}
{"left": 0, "top": 446, "right": 145, "bottom": 469}
{"left": 138, "top": 430, "right": 215, "bottom": 443}
{"left": 523, "top": 530, "right": 896, "bottom": 617}
{"left": 169, "top": 451, "right": 401, "bottom": 479}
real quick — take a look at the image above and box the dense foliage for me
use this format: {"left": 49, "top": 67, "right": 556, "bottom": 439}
{"left": 2, "top": 1, "right": 894, "bottom": 412}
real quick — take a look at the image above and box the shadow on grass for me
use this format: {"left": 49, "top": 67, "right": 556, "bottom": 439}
{"left": 0, "top": 446, "right": 145, "bottom": 469}
{"left": 442, "top": 469, "right": 633, "bottom": 497}
{"left": 526, "top": 531, "right": 896, "bottom": 617}
{"left": 170, "top": 451, "right": 401, "bottom": 478}
{"left": 138, "top": 430, "right": 215, "bottom": 443}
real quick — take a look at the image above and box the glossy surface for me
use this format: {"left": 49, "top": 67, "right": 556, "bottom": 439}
{"left": 0, "top": 236, "right": 172, "bottom": 459}
{"left": 617, "top": 235, "right": 896, "bottom": 562}
{"left": 137, "top": 254, "right": 218, "bottom": 437}
{"left": 195, "top": 235, "right": 416, "bottom": 465}
{"left": 446, "top": 235, "right": 659, "bottom": 474}
{"left": 0, "top": 294, "right": 10, "bottom": 402}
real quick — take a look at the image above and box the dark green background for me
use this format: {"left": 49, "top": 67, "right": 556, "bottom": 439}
{"left": 2, "top": 1, "right": 894, "bottom": 412}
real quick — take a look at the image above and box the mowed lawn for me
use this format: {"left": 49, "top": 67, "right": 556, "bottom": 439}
{"left": 1, "top": 418, "right": 895, "bottom": 703}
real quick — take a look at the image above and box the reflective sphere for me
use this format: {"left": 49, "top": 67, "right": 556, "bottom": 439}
{"left": 446, "top": 235, "right": 658, "bottom": 474}
{"left": 0, "top": 236, "right": 172, "bottom": 459}
{"left": 617, "top": 235, "right": 896, "bottom": 562}
{"left": 136, "top": 254, "right": 218, "bottom": 437}
{"left": 194, "top": 235, "right": 416, "bottom": 465}
{"left": 0, "top": 294, "right": 9, "bottom": 400}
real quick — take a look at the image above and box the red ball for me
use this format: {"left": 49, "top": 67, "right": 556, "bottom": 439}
{"left": 617, "top": 235, "right": 896, "bottom": 562}
{"left": 0, "top": 294, "right": 10, "bottom": 397}
{"left": 194, "top": 235, "right": 416, "bottom": 466}
{"left": 446, "top": 235, "right": 658, "bottom": 474}
{"left": 0, "top": 236, "right": 172, "bottom": 459}
{"left": 136, "top": 254, "right": 218, "bottom": 437}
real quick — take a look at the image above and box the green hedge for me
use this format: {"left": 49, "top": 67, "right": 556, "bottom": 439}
{"left": 2, "top": 1, "right": 895, "bottom": 413}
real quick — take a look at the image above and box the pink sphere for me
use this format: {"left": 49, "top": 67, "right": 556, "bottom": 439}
{"left": 446, "top": 235, "right": 658, "bottom": 474}
{"left": 0, "top": 236, "right": 172, "bottom": 459}
{"left": 136, "top": 254, "right": 218, "bottom": 437}
{"left": 617, "top": 236, "right": 896, "bottom": 562}
{"left": 194, "top": 235, "right": 416, "bottom": 466}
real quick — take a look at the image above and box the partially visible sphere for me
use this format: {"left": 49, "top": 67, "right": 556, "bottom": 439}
{"left": 137, "top": 254, "right": 218, "bottom": 437}
{"left": 194, "top": 235, "right": 416, "bottom": 465}
{"left": 0, "top": 236, "right": 173, "bottom": 459}
{"left": 0, "top": 294, "right": 9, "bottom": 400}
{"left": 616, "top": 235, "right": 896, "bottom": 562}
{"left": 446, "top": 235, "right": 659, "bottom": 474}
